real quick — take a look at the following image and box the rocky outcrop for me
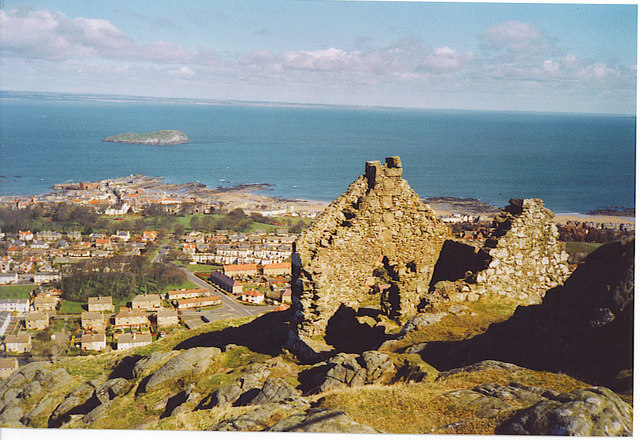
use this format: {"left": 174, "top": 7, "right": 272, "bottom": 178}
{"left": 290, "top": 157, "right": 451, "bottom": 351}
{"left": 497, "top": 387, "right": 633, "bottom": 436}
{"left": 141, "top": 347, "right": 221, "bottom": 393}
{"left": 430, "top": 198, "right": 570, "bottom": 304}
{"left": 300, "top": 350, "right": 396, "bottom": 394}
{"left": 267, "top": 408, "right": 378, "bottom": 433}
{"left": 248, "top": 378, "right": 306, "bottom": 406}
{"left": 0, "top": 362, "right": 77, "bottom": 428}
{"left": 420, "top": 238, "right": 634, "bottom": 390}
{"left": 102, "top": 130, "right": 189, "bottom": 145}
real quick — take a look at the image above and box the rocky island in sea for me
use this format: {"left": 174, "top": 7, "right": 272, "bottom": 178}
{"left": 102, "top": 129, "right": 190, "bottom": 145}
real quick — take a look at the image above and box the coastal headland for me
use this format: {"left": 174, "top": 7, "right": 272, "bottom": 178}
{"left": 102, "top": 130, "right": 190, "bottom": 145}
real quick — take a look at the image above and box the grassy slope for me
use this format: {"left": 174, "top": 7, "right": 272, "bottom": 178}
{"left": 318, "top": 368, "right": 589, "bottom": 434}
{"left": 564, "top": 241, "right": 602, "bottom": 254}
{"left": 4, "top": 296, "right": 601, "bottom": 433}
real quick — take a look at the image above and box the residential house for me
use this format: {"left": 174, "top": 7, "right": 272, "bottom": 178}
{"left": 191, "top": 253, "right": 217, "bottom": 264}
{"left": 273, "top": 303, "right": 290, "bottom": 312}
{"left": 280, "top": 289, "right": 292, "bottom": 304}
{"left": 261, "top": 262, "right": 291, "bottom": 277}
{"left": 165, "top": 288, "right": 208, "bottom": 301}
{"left": 112, "top": 230, "right": 130, "bottom": 242}
{"left": 34, "top": 295, "right": 58, "bottom": 312}
{"left": 54, "top": 239, "right": 69, "bottom": 249}
{"left": 5, "top": 334, "right": 31, "bottom": 353}
{"left": 30, "top": 240, "right": 49, "bottom": 249}
{"left": 173, "top": 295, "right": 221, "bottom": 310}
{"left": 88, "top": 296, "right": 113, "bottom": 312}
{"left": 25, "top": 311, "right": 49, "bottom": 330}
{"left": 131, "top": 294, "right": 161, "bottom": 311}
{"left": 82, "top": 311, "right": 106, "bottom": 331}
{"left": 156, "top": 308, "right": 179, "bottom": 327}
{"left": 182, "top": 243, "right": 196, "bottom": 254}
{"left": 210, "top": 271, "right": 243, "bottom": 294}
{"left": 18, "top": 231, "right": 34, "bottom": 241}
{"left": 37, "top": 231, "right": 62, "bottom": 242}
{"left": 224, "top": 264, "right": 259, "bottom": 278}
{"left": 240, "top": 289, "right": 265, "bottom": 304}
{"left": 33, "top": 271, "right": 61, "bottom": 284}
{"left": 0, "top": 273, "right": 18, "bottom": 285}
{"left": 0, "top": 298, "right": 30, "bottom": 313}
{"left": 0, "top": 256, "right": 12, "bottom": 273}
{"left": 67, "top": 249, "right": 91, "bottom": 258}
{"left": 67, "top": 231, "right": 82, "bottom": 241}
{"left": 116, "top": 333, "right": 152, "bottom": 350}
{"left": 0, "top": 358, "right": 19, "bottom": 379}
{"left": 142, "top": 231, "right": 157, "bottom": 242}
{"left": 114, "top": 308, "right": 149, "bottom": 328}
{"left": 196, "top": 243, "right": 211, "bottom": 253}
{"left": 80, "top": 333, "right": 107, "bottom": 351}
{"left": 94, "top": 238, "right": 112, "bottom": 248}
{"left": 184, "top": 232, "right": 205, "bottom": 244}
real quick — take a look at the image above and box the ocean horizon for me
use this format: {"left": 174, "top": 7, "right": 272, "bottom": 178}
{"left": 0, "top": 91, "right": 635, "bottom": 214}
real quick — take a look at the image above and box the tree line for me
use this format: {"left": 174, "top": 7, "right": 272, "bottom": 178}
{"left": 60, "top": 255, "right": 186, "bottom": 304}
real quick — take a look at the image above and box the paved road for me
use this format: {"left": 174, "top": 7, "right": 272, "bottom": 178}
{"left": 152, "top": 244, "right": 170, "bottom": 263}
{"left": 176, "top": 265, "right": 273, "bottom": 320}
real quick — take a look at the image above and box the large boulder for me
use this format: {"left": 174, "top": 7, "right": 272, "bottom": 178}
{"left": 249, "top": 378, "right": 306, "bottom": 406}
{"left": 94, "top": 378, "right": 132, "bottom": 404}
{"left": 303, "top": 350, "right": 396, "bottom": 393}
{"left": 0, "top": 361, "right": 76, "bottom": 428}
{"left": 211, "top": 403, "right": 299, "bottom": 432}
{"left": 132, "top": 351, "right": 177, "bottom": 379}
{"left": 497, "top": 387, "right": 632, "bottom": 436}
{"left": 267, "top": 408, "right": 378, "bottom": 433}
{"left": 142, "top": 347, "right": 221, "bottom": 393}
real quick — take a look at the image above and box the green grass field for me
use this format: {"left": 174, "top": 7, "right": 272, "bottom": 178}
{"left": 59, "top": 300, "right": 85, "bottom": 314}
{"left": 186, "top": 263, "right": 220, "bottom": 273}
{"left": 564, "top": 241, "right": 602, "bottom": 254}
{"left": 0, "top": 284, "right": 34, "bottom": 299}
{"left": 164, "top": 279, "right": 199, "bottom": 291}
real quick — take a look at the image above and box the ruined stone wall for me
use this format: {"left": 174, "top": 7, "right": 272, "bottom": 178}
{"left": 434, "top": 198, "right": 570, "bottom": 304}
{"left": 291, "top": 157, "right": 451, "bottom": 339}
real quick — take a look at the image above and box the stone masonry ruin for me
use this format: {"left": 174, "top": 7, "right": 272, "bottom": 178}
{"left": 430, "top": 198, "right": 571, "bottom": 305}
{"left": 289, "top": 158, "right": 572, "bottom": 356}
{"left": 291, "top": 157, "right": 451, "bottom": 341}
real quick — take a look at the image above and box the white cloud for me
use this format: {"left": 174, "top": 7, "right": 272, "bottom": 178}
{"left": 422, "top": 46, "right": 473, "bottom": 73}
{"left": 0, "top": 8, "right": 217, "bottom": 65}
{"left": 481, "top": 21, "right": 543, "bottom": 51}
{"left": 170, "top": 66, "right": 196, "bottom": 78}
{"left": 0, "top": 9, "right": 634, "bottom": 114}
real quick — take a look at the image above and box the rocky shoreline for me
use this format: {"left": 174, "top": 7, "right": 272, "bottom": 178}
{"left": 102, "top": 130, "right": 190, "bottom": 145}
{"left": 0, "top": 174, "right": 634, "bottom": 227}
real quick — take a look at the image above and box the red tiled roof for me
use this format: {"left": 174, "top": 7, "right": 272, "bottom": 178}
{"left": 261, "top": 262, "right": 290, "bottom": 270}
{"left": 224, "top": 264, "right": 258, "bottom": 271}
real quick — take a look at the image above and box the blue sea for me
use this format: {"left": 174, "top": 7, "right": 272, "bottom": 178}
{"left": 0, "top": 93, "right": 635, "bottom": 214}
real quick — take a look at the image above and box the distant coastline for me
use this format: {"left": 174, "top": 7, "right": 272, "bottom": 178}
{"left": 0, "top": 175, "right": 634, "bottom": 228}
{"left": 1, "top": 90, "right": 635, "bottom": 118}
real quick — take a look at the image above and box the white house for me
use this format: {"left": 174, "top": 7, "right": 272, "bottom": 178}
{"left": 0, "top": 273, "right": 18, "bottom": 285}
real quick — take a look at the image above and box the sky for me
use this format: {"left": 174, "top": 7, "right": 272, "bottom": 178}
{"left": 0, "top": 0, "right": 637, "bottom": 114}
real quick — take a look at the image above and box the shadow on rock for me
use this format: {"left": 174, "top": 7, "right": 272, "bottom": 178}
{"left": 109, "top": 355, "right": 143, "bottom": 380}
{"left": 324, "top": 304, "right": 390, "bottom": 353}
{"left": 419, "top": 239, "right": 634, "bottom": 392}
{"left": 173, "top": 309, "right": 292, "bottom": 355}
